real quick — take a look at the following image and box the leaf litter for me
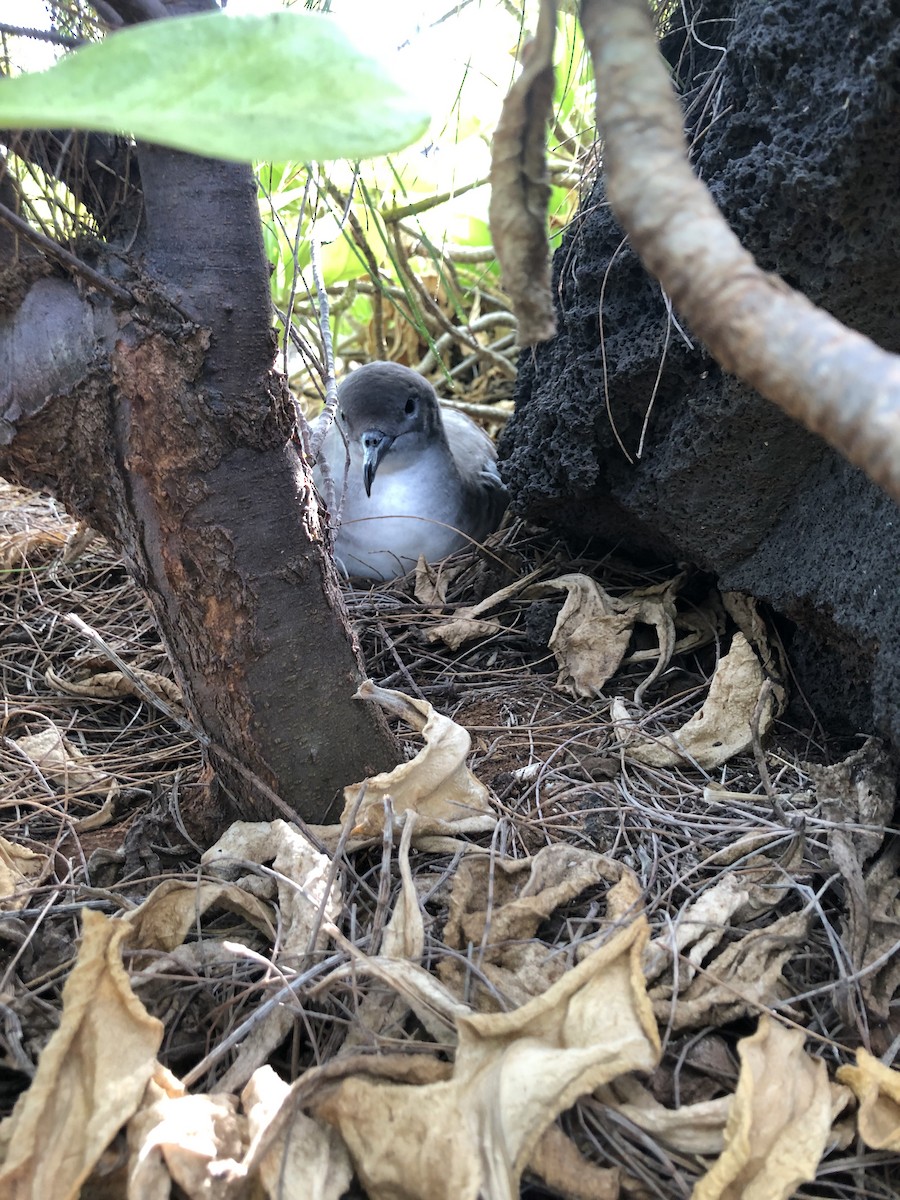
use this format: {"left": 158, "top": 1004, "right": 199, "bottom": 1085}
{"left": 1, "top": 480, "right": 899, "bottom": 1199}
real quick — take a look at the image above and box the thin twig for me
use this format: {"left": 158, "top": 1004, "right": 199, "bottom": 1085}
{"left": 0, "top": 201, "right": 133, "bottom": 305}
{"left": 308, "top": 234, "right": 338, "bottom": 462}
{"left": 0, "top": 23, "right": 82, "bottom": 47}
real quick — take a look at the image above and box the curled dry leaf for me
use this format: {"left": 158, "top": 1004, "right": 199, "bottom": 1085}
{"left": 345, "top": 681, "right": 495, "bottom": 837}
{"left": 597, "top": 1075, "right": 729, "bottom": 1157}
{"left": 615, "top": 633, "right": 774, "bottom": 769}
{"left": 0, "top": 835, "right": 50, "bottom": 910}
{"left": 124, "top": 878, "right": 277, "bottom": 953}
{"left": 692, "top": 1016, "right": 845, "bottom": 1200}
{"left": 808, "top": 739, "right": 898, "bottom": 1021}
{"left": 521, "top": 573, "right": 683, "bottom": 700}
{"left": 344, "top": 817, "right": 430, "bottom": 1048}
{"left": 0, "top": 911, "right": 163, "bottom": 1200}
{"left": 324, "top": 901, "right": 467, "bottom": 1044}
{"left": 310, "top": 918, "right": 659, "bottom": 1200}
{"left": 488, "top": 0, "right": 557, "bottom": 346}
{"left": 810, "top": 738, "right": 895, "bottom": 863}
{"left": 123, "top": 1063, "right": 353, "bottom": 1200}
{"left": 200, "top": 820, "right": 343, "bottom": 1091}
{"left": 652, "top": 910, "right": 809, "bottom": 1031}
{"left": 413, "top": 556, "right": 464, "bottom": 609}
{"left": 242, "top": 1066, "right": 353, "bottom": 1200}
{"left": 524, "top": 574, "right": 634, "bottom": 698}
{"left": 837, "top": 1048, "right": 900, "bottom": 1151}
{"left": 427, "top": 616, "right": 505, "bottom": 650}
{"left": 529, "top": 1125, "right": 620, "bottom": 1200}
{"left": 379, "top": 817, "right": 425, "bottom": 963}
{"left": 628, "top": 589, "right": 725, "bottom": 665}
{"left": 11, "top": 724, "right": 118, "bottom": 799}
{"left": 426, "top": 567, "right": 544, "bottom": 649}
{"left": 46, "top": 664, "right": 183, "bottom": 706}
{"left": 721, "top": 591, "right": 788, "bottom": 708}
{"left": 440, "top": 844, "right": 642, "bottom": 1009}
{"left": 850, "top": 838, "right": 900, "bottom": 1022}
{"left": 201, "top": 820, "right": 341, "bottom": 957}
{"left": 126, "top": 1084, "right": 246, "bottom": 1200}
{"left": 644, "top": 846, "right": 804, "bottom": 986}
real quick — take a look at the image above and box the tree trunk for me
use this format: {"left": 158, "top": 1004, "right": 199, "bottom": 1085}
{"left": 1, "top": 136, "right": 396, "bottom": 828}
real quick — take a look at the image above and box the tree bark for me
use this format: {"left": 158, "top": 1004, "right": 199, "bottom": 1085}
{"left": 1, "top": 124, "right": 396, "bottom": 828}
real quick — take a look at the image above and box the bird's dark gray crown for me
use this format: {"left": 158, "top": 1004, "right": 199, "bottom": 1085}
{"left": 336, "top": 362, "right": 445, "bottom": 444}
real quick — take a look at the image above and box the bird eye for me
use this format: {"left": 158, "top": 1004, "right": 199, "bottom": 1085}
{"left": 340, "top": 410, "right": 347, "bottom": 421}
{"left": 405, "top": 398, "right": 416, "bottom": 415}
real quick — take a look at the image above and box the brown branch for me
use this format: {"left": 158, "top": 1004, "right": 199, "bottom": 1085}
{"left": 0, "top": 24, "right": 83, "bottom": 47}
{"left": 580, "top": 0, "right": 900, "bottom": 503}
{"left": 0, "top": 200, "right": 133, "bottom": 305}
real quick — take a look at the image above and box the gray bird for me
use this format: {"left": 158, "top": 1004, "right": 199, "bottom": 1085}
{"left": 313, "top": 362, "right": 507, "bottom": 581}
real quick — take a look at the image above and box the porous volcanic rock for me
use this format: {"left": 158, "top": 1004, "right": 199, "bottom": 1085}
{"left": 500, "top": 0, "right": 900, "bottom": 741}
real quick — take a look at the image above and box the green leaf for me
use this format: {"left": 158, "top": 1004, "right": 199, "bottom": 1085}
{"left": 0, "top": 10, "right": 431, "bottom": 163}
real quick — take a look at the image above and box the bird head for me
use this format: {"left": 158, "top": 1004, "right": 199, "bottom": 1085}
{"left": 336, "top": 362, "right": 446, "bottom": 497}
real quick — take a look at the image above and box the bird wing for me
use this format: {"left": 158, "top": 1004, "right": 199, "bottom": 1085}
{"left": 441, "top": 409, "right": 508, "bottom": 539}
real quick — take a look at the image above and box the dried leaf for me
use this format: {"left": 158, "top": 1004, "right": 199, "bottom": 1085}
{"left": 524, "top": 574, "right": 634, "bottom": 697}
{"left": 653, "top": 910, "right": 808, "bottom": 1031}
{"left": 489, "top": 0, "right": 557, "bottom": 346}
{"left": 853, "top": 838, "right": 900, "bottom": 1021}
{"left": 644, "top": 853, "right": 802, "bottom": 986}
{"left": 46, "top": 664, "right": 183, "bottom": 706}
{"left": 413, "top": 556, "right": 464, "bottom": 609}
{"left": 0, "top": 911, "right": 163, "bottom": 1200}
{"left": 426, "top": 554, "right": 544, "bottom": 649}
{"left": 380, "top": 818, "right": 425, "bottom": 962}
{"left": 625, "top": 577, "right": 683, "bottom": 705}
{"left": 692, "top": 1017, "right": 838, "bottom": 1200}
{"left": 11, "top": 725, "right": 118, "bottom": 798}
{"left": 323, "top": 946, "right": 466, "bottom": 1044}
{"left": 810, "top": 738, "right": 894, "bottom": 863}
{"left": 628, "top": 589, "right": 725, "bottom": 664}
{"left": 529, "top": 1125, "right": 620, "bottom": 1199}
{"left": 345, "top": 681, "right": 495, "bottom": 837}
{"left": 126, "top": 1085, "right": 246, "bottom": 1200}
{"left": 837, "top": 1048, "right": 900, "bottom": 1151}
{"left": 124, "top": 878, "right": 277, "bottom": 952}
{"left": 721, "top": 591, "right": 788, "bottom": 709}
{"left": 345, "top": 817, "right": 427, "bottom": 1047}
{"left": 311, "top": 918, "right": 659, "bottom": 1200}
{"left": 616, "top": 634, "right": 772, "bottom": 769}
{"left": 440, "top": 845, "right": 640, "bottom": 1008}
{"left": 0, "top": 836, "right": 49, "bottom": 910}
{"left": 242, "top": 1066, "right": 353, "bottom": 1200}
{"left": 521, "top": 573, "right": 683, "bottom": 699}
{"left": 427, "top": 616, "right": 505, "bottom": 649}
{"left": 597, "top": 1076, "right": 729, "bottom": 1156}
{"left": 201, "top": 820, "right": 342, "bottom": 1091}
{"left": 808, "top": 740, "right": 897, "bottom": 1020}
{"left": 201, "top": 820, "right": 340, "bottom": 958}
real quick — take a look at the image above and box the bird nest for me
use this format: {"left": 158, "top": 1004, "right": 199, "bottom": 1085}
{"left": 1, "top": 479, "right": 898, "bottom": 1198}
